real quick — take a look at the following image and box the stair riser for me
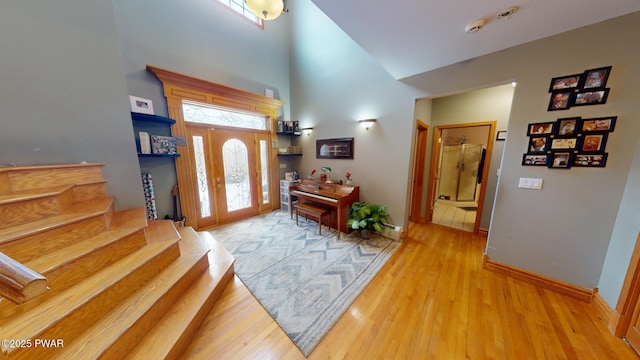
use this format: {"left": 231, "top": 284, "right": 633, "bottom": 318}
{"left": 0, "top": 188, "right": 75, "bottom": 230}
{"left": 73, "top": 182, "right": 108, "bottom": 203}
{"left": 0, "top": 216, "right": 108, "bottom": 264}
{"left": 2, "top": 165, "right": 105, "bottom": 193}
{"left": 99, "top": 255, "right": 210, "bottom": 359}
{"left": 7, "top": 242, "right": 181, "bottom": 360}
{"left": 0, "top": 231, "right": 148, "bottom": 321}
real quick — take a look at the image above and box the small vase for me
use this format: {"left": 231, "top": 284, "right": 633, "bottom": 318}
{"left": 346, "top": 179, "right": 353, "bottom": 186}
{"left": 360, "top": 229, "right": 371, "bottom": 240}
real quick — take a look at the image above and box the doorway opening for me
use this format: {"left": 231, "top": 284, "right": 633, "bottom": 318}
{"left": 428, "top": 122, "right": 495, "bottom": 233}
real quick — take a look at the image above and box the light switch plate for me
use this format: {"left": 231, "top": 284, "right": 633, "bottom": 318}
{"left": 519, "top": 177, "right": 543, "bottom": 189}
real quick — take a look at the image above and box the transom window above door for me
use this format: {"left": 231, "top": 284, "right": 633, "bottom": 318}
{"left": 182, "top": 100, "right": 267, "bottom": 130}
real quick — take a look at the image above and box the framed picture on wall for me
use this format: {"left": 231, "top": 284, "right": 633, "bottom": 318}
{"left": 581, "top": 66, "right": 612, "bottom": 90}
{"left": 573, "top": 153, "right": 608, "bottom": 167}
{"left": 527, "top": 122, "right": 555, "bottom": 136}
{"left": 316, "top": 138, "right": 354, "bottom": 159}
{"left": 522, "top": 154, "right": 548, "bottom": 166}
{"left": 581, "top": 117, "right": 616, "bottom": 133}
{"left": 548, "top": 73, "right": 582, "bottom": 92}
{"left": 555, "top": 117, "right": 580, "bottom": 137}
{"left": 549, "top": 152, "right": 572, "bottom": 169}
{"left": 496, "top": 130, "right": 507, "bottom": 141}
{"left": 129, "top": 95, "right": 154, "bottom": 115}
{"left": 548, "top": 91, "right": 573, "bottom": 111}
{"left": 573, "top": 89, "right": 609, "bottom": 106}
{"left": 550, "top": 138, "right": 578, "bottom": 150}
{"left": 581, "top": 134, "right": 608, "bottom": 152}
{"left": 528, "top": 136, "right": 549, "bottom": 153}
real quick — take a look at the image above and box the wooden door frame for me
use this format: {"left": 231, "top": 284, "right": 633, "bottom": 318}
{"left": 147, "top": 66, "right": 284, "bottom": 230}
{"left": 612, "top": 232, "right": 640, "bottom": 338}
{"left": 426, "top": 121, "right": 496, "bottom": 234}
{"left": 409, "top": 120, "right": 429, "bottom": 223}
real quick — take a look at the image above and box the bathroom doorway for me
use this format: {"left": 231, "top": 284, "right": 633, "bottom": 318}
{"left": 428, "top": 122, "right": 495, "bottom": 233}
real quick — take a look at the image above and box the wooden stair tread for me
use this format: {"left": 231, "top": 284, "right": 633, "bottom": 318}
{"left": 53, "top": 229, "right": 210, "bottom": 359}
{"left": 25, "top": 226, "right": 147, "bottom": 274}
{"left": 125, "top": 231, "right": 235, "bottom": 360}
{"left": 0, "top": 238, "right": 181, "bottom": 350}
{"left": 0, "top": 197, "right": 114, "bottom": 244}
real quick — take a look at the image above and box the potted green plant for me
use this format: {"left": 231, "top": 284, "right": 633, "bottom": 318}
{"left": 346, "top": 201, "right": 390, "bottom": 239}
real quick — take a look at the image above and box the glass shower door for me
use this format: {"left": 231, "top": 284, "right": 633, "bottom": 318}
{"left": 457, "top": 144, "right": 483, "bottom": 202}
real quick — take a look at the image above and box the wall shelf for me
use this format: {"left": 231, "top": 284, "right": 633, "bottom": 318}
{"left": 277, "top": 153, "right": 303, "bottom": 157}
{"left": 131, "top": 112, "right": 176, "bottom": 124}
{"left": 138, "top": 153, "right": 180, "bottom": 158}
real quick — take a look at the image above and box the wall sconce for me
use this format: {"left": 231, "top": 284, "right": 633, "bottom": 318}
{"left": 358, "top": 119, "right": 377, "bottom": 130}
{"left": 302, "top": 127, "right": 313, "bottom": 135}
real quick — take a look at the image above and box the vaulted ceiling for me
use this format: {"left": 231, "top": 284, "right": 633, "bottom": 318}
{"left": 311, "top": 0, "right": 640, "bottom": 79}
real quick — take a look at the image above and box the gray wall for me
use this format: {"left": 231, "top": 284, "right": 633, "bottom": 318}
{"left": 403, "top": 12, "right": 640, "bottom": 303}
{"left": 289, "top": 0, "right": 424, "bottom": 226}
{"left": 112, "top": 0, "right": 292, "bottom": 217}
{"left": 0, "top": 1, "right": 143, "bottom": 210}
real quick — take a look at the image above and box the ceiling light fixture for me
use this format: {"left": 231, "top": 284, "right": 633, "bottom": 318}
{"left": 497, "top": 6, "right": 519, "bottom": 20}
{"left": 359, "top": 119, "right": 377, "bottom": 130}
{"left": 465, "top": 19, "right": 486, "bottom": 34}
{"left": 246, "top": 0, "right": 288, "bottom": 21}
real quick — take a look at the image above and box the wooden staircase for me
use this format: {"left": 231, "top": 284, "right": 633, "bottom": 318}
{"left": 0, "top": 163, "right": 235, "bottom": 359}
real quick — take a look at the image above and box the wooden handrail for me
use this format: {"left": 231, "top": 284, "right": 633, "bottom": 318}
{"left": 0, "top": 252, "right": 48, "bottom": 304}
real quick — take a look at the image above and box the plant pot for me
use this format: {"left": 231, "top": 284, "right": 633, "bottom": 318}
{"left": 360, "top": 229, "right": 371, "bottom": 240}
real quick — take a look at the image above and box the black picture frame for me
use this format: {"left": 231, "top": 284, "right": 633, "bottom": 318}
{"left": 581, "top": 66, "right": 612, "bottom": 90}
{"left": 580, "top": 133, "right": 608, "bottom": 153}
{"left": 581, "top": 116, "right": 617, "bottom": 133}
{"left": 548, "top": 91, "right": 574, "bottom": 111}
{"left": 550, "top": 138, "right": 578, "bottom": 150}
{"left": 573, "top": 89, "right": 609, "bottom": 107}
{"left": 549, "top": 152, "right": 572, "bottom": 169}
{"left": 527, "top": 122, "right": 555, "bottom": 136}
{"left": 316, "top": 137, "right": 354, "bottom": 159}
{"left": 554, "top": 117, "right": 581, "bottom": 137}
{"left": 549, "top": 73, "right": 583, "bottom": 92}
{"left": 573, "top": 153, "right": 608, "bottom": 167}
{"left": 528, "top": 136, "right": 549, "bottom": 153}
{"left": 496, "top": 130, "right": 507, "bottom": 141}
{"left": 522, "top": 154, "right": 548, "bottom": 166}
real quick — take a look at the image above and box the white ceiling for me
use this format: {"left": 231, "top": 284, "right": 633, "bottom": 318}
{"left": 311, "top": 0, "right": 640, "bottom": 79}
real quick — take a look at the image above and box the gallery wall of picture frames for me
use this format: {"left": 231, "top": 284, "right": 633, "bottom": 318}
{"left": 547, "top": 66, "right": 612, "bottom": 111}
{"left": 522, "top": 116, "right": 616, "bottom": 169}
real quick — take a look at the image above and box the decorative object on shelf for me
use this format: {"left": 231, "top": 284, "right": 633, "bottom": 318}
{"left": 345, "top": 171, "right": 353, "bottom": 186}
{"left": 316, "top": 138, "right": 354, "bottom": 159}
{"left": 139, "top": 131, "right": 151, "bottom": 154}
{"left": 358, "top": 118, "right": 377, "bottom": 130}
{"left": 308, "top": 169, "right": 316, "bottom": 180}
{"left": 347, "top": 202, "right": 390, "bottom": 240}
{"left": 151, "top": 135, "right": 178, "bottom": 155}
{"left": 278, "top": 120, "right": 300, "bottom": 135}
{"left": 129, "top": 95, "right": 154, "bottom": 115}
{"left": 321, "top": 166, "right": 332, "bottom": 183}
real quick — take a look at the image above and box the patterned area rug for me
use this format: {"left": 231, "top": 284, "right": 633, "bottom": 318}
{"left": 209, "top": 210, "right": 400, "bottom": 356}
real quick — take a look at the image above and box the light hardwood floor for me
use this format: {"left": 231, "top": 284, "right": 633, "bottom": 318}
{"left": 180, "top": 222, "right": 638, "bottom": 359}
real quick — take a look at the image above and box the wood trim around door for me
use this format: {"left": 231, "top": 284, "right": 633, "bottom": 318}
{"left": 410, "top": 120, "right": 429, "bottom": 223}
{"left": 147, "top": 66, "right": 284, "bottom": 230}
{"left": 427, "top": 121, "right": 496, "bottom": 234}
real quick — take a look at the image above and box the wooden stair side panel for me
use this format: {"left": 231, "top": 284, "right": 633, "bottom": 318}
{"left": 0, "top": 197, "right": 115, "bottom": 263}
{"left": 127, "top": 231, "right": 236, "bottom": 360}
{"left": 2, "top": 239, "right": 181, "bottom": 360}
{"left": 0, "top": 186, "right": 76, "bottom": 230}
{"left": 0, "top": 228, "right": 148, "bottom": 321}
{"left": 58, "top": 243, "right": 210, "bottom": 359}
{"left": 2, "top": 164, "right": 105, "bottom": 193}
